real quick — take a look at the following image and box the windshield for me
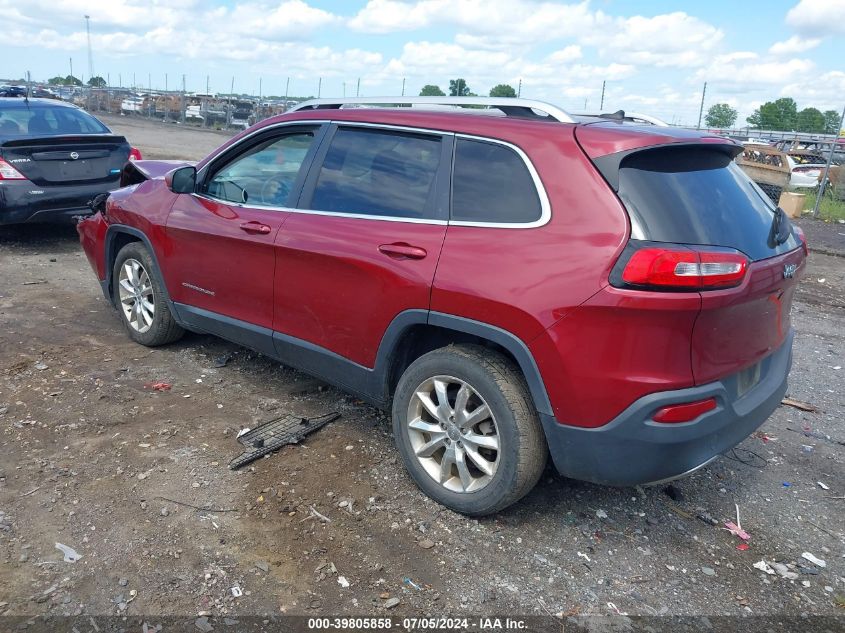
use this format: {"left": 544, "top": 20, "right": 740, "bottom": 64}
{"left": 0, "top": 105, "right": 109, "bottom": 138}
{"left": 616, "top": 146, "right": 800, "bottom": 261}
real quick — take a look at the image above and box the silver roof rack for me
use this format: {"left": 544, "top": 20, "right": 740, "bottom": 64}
{"left": 288, "top": 96, "right": 575, "bottom": 123}
{"left": 572, "top": 110, "right": 670, "bottom": 127}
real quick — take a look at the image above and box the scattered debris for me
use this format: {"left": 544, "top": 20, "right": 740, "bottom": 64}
{"left": 236, "top": 428, "right": 251, "bottom": 439}
{"left": 736, "top": 543, "right": 749, "bottom": 551}
{"left": 817, "top": 482, "right": 830, "bottom": 491}
{"left": 696, "top": 510, "right": 719, "bottom": 526}
{"left": 801, "top": 552, "right": 826, "bottom": 568}
{"left": 701, "top": 566, "right": 716, "bottom": 577}
{"left": 230, "top": 586, "right": 242, "bottom": 597}
{"left": 753, "top": 560, "right": 775, "bottom": 575}
{"left": 144, "top": 382, "right": 172, "bottom": 392}
{"left": 577, "top": 551, "right": 591, "bottom": 562}
{"left": 725, "top": 522, "right": 751, "bottom": 541}
{"left": 229, "top": 412, "right": 341, "bottom": 469}
{"left": 781, "top": 397, "right": 818, "bottom": 412}
{"left": 337, "top": 576, "right": 350, "bottom": 588}
{"left": 383, "top": 597, "right": 400, "bottom": 609}
{"left": 213, "top": 354, "right": 232, "bottom": 368}
{"left": 55, "top": 542, "right": 82, "bottom": 563}
{"left": 34, "top": 362, "right": 48, "bottom": 371}
{"left": 309, "top": 506, "right": 331, "bottom": 523}
{"left": 418, "top": 539, "right": 435, "bottom": 549}
{"left": 772, "top": 563, "right": 798, "bottom": 580}
{"left": 595, "top": 509, "right": 608, "bottom": 520}
{"left": 403, "top": 577, "right": 422, "bottom": 591}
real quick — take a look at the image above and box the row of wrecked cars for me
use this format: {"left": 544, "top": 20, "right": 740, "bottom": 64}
{"left": 736, "top": 137, "right": 844, "bottom": 203}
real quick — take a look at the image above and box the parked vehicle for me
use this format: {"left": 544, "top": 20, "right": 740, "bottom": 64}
{"left": 785, "top": 155, "right": 825, "bottom": 190}
{"left": 0, "top": 85, "right": 27, "bottom": 98}
{"left": 78, "top": 97, "right": 806, "bottom": 515}
{"left": 0, "top": 98, "right": 141, "bottom": 224}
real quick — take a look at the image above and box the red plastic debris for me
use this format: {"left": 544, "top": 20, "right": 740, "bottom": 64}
{"left": 725, "top": 521, "right": 751, "bottom": 541}
{"left": 145, "top": 381, "right": 172, "bottom": 392}
{"left": 736, "top": 543, "right": 749, "bottom": 551}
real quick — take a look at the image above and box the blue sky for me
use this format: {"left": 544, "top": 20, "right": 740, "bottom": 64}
{"left": 2, "top": 0, "right": 843, "bottom": 125}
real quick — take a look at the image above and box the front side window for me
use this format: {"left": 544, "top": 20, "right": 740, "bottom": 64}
{"left": 205, "top": 132, "right": 315, "bottom": 207}
{"left": 451, "top": 138, "right": 542, "bottom": 224}
{"left": 309, "top": 127, "right": 442, "bottom": 219}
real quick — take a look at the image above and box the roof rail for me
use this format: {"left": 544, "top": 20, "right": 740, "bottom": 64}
{"left": 573, "top": 110, "right": 670, "bottom": 127}
{"left": 288, "top": 96, "right": 575, "bottom": 123}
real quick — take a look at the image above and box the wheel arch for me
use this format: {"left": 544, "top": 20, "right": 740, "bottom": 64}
{"left": 375, "top": 311, "right": 553, "bottom": 417}
{"left": 103, "top": 225, "right": 176, "bottom": 315}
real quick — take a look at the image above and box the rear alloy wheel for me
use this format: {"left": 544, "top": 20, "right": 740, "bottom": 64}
{"left": 393, "top": 344, "right": 547, "bottom": 515}
{"left": 112, "top": 242, "right": 184, "bottom": 347}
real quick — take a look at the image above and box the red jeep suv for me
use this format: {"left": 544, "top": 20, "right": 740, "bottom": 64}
{"left": 78, "top": 97, "right": 806, "bottom": 515}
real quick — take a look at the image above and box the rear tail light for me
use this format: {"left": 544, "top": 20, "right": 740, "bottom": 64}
{"left": 129, "top": 147, "right": 142, "bottom": 161}
{"left": 614, "top": 242, "right": 748, "bottom": 291}
{"left": 0, "top": 158, "right": 26, "bottom": 180}
{"left": 653, "top": 398, "right": 717, "bottom": 423}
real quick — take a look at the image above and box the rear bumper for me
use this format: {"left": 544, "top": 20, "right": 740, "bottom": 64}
{"left": 0, "top": 179, "right": 118, "bottom": 225}
{"left": 541, "top": 329, "right": 793, "bottom": 486}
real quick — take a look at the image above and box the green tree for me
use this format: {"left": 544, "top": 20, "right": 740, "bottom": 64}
{"left": 87, "top": 76, "right": 107, "bottom": 88}
{"left": 489, "top": 84, "right": 517, "bottom": 98}
{"left": 449, "top": 78, "right": 471, "bottom": 97}
{"left": 419, "top": 84, "right": 445, "bottom": 96}
{"left": 796, "top": 107, "right": 826, "bottom": 133}
{"left": 704, "top": 103, "right": 737, "bottom": 128}
{"left": 64, "top": 75, "right": 83, "bottom": 86}
{"left": 746, "top": 97, "right": 798, "bottom": 130}
{"left": 823, "top": 109, "right": 842, "bottom": 135}
{"left": 47, "top": 76, "right": 66, "bottom": 85}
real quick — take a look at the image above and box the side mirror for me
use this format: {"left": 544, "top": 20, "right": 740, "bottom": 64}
{"left": 166, "top": 166, "right": 197, "bottom": 194}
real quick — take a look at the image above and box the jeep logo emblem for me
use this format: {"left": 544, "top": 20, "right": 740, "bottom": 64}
{"left": 69, "top": 152, "right": 79, "bottom": 160}
{"left": 783, "top": 263, "right": 797, "bottom": 279}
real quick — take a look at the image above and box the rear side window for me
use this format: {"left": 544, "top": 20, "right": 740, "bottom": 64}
{"left": 451, "top": 138, "right": 542, "bottom": 224}
{"left": 309, "top": 127, "right": 442, "bottom": 219}
{"left": 0, "top": 106, "right": 108, "bottom": 137}
{"left": 616, "top": 147, "right": 800, "bottom": 261}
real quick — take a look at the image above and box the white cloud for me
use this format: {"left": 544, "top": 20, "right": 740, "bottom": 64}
{"left": 696, "top": 53, "right": 815, "bottom": 88}
{"left": 769, "top": 35, "right": 821, "bottom": 55}
{"left": 786, "top": 0, "right": 845, "bottom": 36}
{"left": 584, "top": 12, "right": 723, "bottom": 68}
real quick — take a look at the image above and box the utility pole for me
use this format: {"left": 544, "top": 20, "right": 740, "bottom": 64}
{"left": 356, "top": 77, "right": 360, "bottom": 97}
{"left": 69, "top": 57, "right": 73, "bottom": 81}
{"left": 284, "top": 77, "right": 290, "bottom": 107}
{"left": 600, "top": 80, "right": 606, "bottom": 110}
{"left": 317, "top": 77, "right": 321, "bottom": 98}
{"left": 228, "top": 76, "right": 234, "bottom": 128}
{"left": 697, "top": 81, "right": 707, "bottom": 129}
{"left": 517, "top": 79, "right": 522, "bottom": 98}
{"left": 401, "top": 77, "right": 405, "bottom": 96}
{"left": 84, "top": 15, "right": 94, "bottom": 79}
{"left": 813, "top": 104, "right": 845, "bottom": 218}
{"left": 26, "top": 71, "right": 31, "bottom": 99}
{"left": 343, "top": 82, "right": 346, "bottom": 97}
{"left": 206, "top": 75, "right": 210, "bottom": 95}
{"left": 148, "top": 73, "right": 152, "bottom": 118}
{"left": 164, "top": 73, "right": 169, "bottom": 122}
{"left": 180, "top": 74, "right": 186, "bottom": 124}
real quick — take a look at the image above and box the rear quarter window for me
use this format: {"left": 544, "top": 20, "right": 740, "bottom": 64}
{"left": 451, "top": 138, "right": 542, "bottom": 224}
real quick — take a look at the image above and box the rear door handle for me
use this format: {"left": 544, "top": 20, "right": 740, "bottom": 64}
{"left": 378, "top": 243, "right": 428, "bottom": 260}
{"left": 239, "top": 221, "right": 272, "bottom": 235}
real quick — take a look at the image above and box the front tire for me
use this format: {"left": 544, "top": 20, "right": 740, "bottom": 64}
{"left": 112, "top": 242, "right": 184, "bottom": 347}
{"left": 392, "top": 344, "right": 547, "bottom": 516}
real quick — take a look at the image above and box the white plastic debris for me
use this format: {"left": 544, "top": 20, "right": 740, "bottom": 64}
{"left": 753, "top": 560, "right": 775, "bottom": 575}
{"left": 801, "top": 552, "right": 826, "bottom": 568}
{"left": 55, "top": 542, "right": 82, "bottom": 562}
{"left": 577, "top": 551, "right": 591, "bottom": 562}
{"left": 236, "top": 428, "right": 251, "bottom": 438}
{"left": 817, "top": 482, "right": 830, "bottom": 490}
{"left": 337, "top": 576, "right": 350, "bottom": 588}
{"left": 230, "top": 586, "right": 242, "bottom": 598}
{"left": 595, "top": 509, "right": 608, "bottom": 519}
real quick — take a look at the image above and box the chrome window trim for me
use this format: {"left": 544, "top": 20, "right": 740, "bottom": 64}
{"left": 194, "top": 120, "right": 551, "bottom": 229}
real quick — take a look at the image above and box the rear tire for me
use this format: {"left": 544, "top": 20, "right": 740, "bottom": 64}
{"left": 112, "top": 242, "right": 184, "bottom": 347}
{"left": 392, "top": 344, "right": 547, "bottom": 516}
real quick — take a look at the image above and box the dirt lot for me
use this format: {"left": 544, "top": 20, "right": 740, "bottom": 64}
{"left": 0, "top": 116, "right": 844, "bottom": 625}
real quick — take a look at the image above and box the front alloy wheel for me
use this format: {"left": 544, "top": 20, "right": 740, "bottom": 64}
{"left": 407, "top": 375, "right": 500, "bottom": 493}
{"left": 117, "top": 258, "right": 155, "bottom": 333}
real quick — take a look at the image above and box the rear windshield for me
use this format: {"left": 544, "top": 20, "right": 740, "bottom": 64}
{"left": 617, "top": 147, "right": 800, "bottom": 261}
{"left": 0, "top": 105, "right": 109, "bottom": 138}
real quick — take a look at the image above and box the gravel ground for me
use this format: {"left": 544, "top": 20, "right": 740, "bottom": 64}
{"left": 0, "top": 117, "right": 843, "bottom": 623}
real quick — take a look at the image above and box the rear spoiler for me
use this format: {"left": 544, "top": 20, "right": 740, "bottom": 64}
{"left": 120, "top": 159, "right": 194, "bottom": 187}
{"left": 0, "top": 134, "right": 128, "bottom": 149}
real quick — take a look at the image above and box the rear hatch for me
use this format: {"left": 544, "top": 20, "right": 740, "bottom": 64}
{"left": 1, "top": 135, "right": 130, "bottom": 186}
{"left": 577, "top": 125, "right": 806, "bottom": 385}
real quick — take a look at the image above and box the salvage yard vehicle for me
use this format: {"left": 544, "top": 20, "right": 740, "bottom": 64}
{"left": 78, "top": 96, "right": 807, "bottom": 515}
{"left": 0, "top": 97, "right": 141, "bottom": 224}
